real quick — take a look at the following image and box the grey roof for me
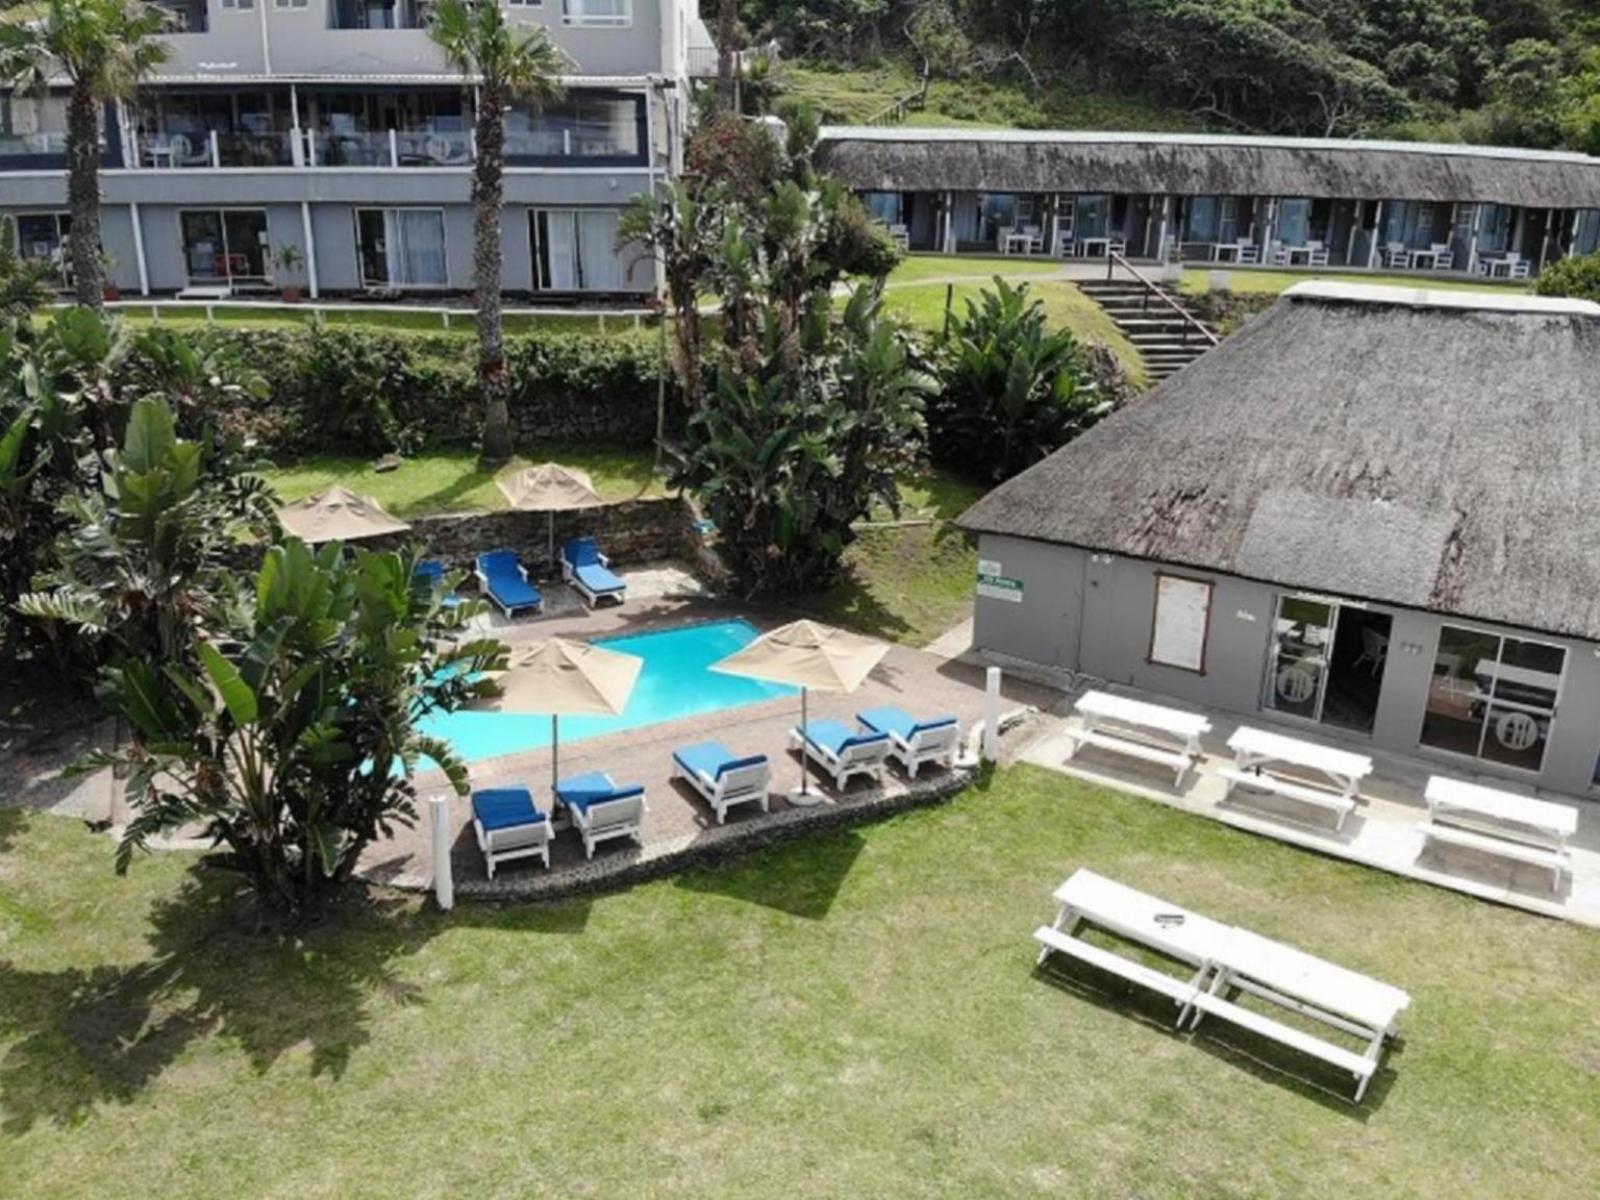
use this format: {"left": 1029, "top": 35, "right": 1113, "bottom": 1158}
{"left": 957, "top": 284, "right": 1600, "bottom": 642}
{"left": 815, "top": 126, "right": 1600, "bottom": 208}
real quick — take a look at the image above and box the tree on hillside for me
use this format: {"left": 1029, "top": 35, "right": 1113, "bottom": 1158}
{"left": 430, "top": 0, "right": 570, "bottom": 467}
{"left": 0, "top": 0, "right": 172, "bottom": 308}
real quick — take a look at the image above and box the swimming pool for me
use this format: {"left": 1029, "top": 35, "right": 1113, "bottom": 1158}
{"left": 421, "top": 619, "right": 796, "bottom": 764}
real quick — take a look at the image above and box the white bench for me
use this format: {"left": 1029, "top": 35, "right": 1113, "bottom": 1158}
{"left": 1034, "top": 925, "right": 1201, "bottom": 1022}
{"left": 1191, "top": 991, "right": 1376, "bottom": 1090}
{"left": 1423, "top": 775, "right": 1575, "bottom": 891}
{"left": 1064, "top": 691, "right": 1212, "bottom": 787}
{"left": 1222, "top": 726, "right": 1373, "bottom": 831}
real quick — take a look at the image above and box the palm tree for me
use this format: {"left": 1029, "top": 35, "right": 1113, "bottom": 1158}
{"left": 429, "top": 0, "right": 570, "bottom": 466}
{"left": 0, "top": 0, "right": 172, "bottom": 309}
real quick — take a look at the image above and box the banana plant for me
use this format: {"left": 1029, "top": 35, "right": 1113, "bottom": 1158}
{"left": 94, "top": 537, "right": 507, "bottom": 914}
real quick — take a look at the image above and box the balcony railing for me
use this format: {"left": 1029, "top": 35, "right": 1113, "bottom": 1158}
{"left": 0, "top": 131, "right": 69, "bottom": 156}
{"left": 129, "top": 127, "right": 474, "bottom": 168}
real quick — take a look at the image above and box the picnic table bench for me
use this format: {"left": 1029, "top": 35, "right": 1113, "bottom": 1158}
{"left": 1034, "top": 869, "right": 1411, "bottom": 1102}
{"left": 1422, "top": 775, "right": 1576, "bottom": 891}
{"left": 1220, "top": 726, "right": 1373, "bottom": 831}
{"left": 1064, "top": 690, "right": 1212, "bottom": 787}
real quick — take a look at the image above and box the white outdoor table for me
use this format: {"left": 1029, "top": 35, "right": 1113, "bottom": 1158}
{"left": 1078, "top": 235, "right": 1110, "bottom": 257}
{"left": 1066, "top": 690, "right": 1212, "bottom": 786}
{"left": 1050, "top": 869, "right": 1228, "bottom": 967}
{"left": 1409, "top": 248, "right": 1439, "bottom": 270}
{"left": 1424, "top": 775, "right": 1576, "bottom": 843}
{"left": 1002, "top": 232, "right": 1032, "bottom": 254}
{"left": 1221, "top": 726, "right": 1373, "bottom": 830}
{"left": 1472, "top": 658, "right": 1562, "bottom": 695}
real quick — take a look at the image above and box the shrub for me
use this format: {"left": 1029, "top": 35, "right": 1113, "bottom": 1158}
{"left": 119, "top": 324, "right": 671, "bottom": 457}
{"left": 927, "top": 278, "right": 1105, "bottom": 484}
{"left": 1535, "top": 250, "right": 1600, "bottom": 303}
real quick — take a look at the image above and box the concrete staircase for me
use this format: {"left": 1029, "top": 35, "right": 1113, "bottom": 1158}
{"left": 1077, "top": 277, "right": 1219, "bottom": 385}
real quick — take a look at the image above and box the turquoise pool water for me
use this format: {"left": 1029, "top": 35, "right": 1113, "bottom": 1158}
{"left": 421, "top": 619, "right": 796, "bottom": 764}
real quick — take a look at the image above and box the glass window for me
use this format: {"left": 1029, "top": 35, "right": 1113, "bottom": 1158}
{"left": 1186, "top": 196, "right": 1219, "bottom": 243}
{"left": 977, "top": 193, "right": 1018, "bottom": 243}
{"left": 1277, "top": 197, "right": 1311, "bottom": 246}
{"left": 14, "top": 213, "right": 70, "bottom": 262}
{"left": 562, "top": 0, "right": 629, "bottom": 26}
{"left": 1265, "top": 596, "right": 1334, "bottom": 719}
{"left": 1478, "top": 203, "right": 1513, "bottom": 254}
{"left": 532, "top": 208, "right": 637, "bottom": 291}
{"left": 1421, "top": 625, "right": 1565, "bottom": 772}
{"left": 1574, "top": 209, "right": 1600, "bottom": 256}
{"left": 356, "top": 209, "right": 448, "bottom": 287}
{"left": 180, "top": 210, "right": 268, "bottom": 283}
{"left": 1075, "top": 194, "right": 1107, "bottom": 239}
{"left": 862, "top": 192, "right": 902, "bottom": 226}
{"left": 0, "top": 92, "right": 69, "bottom": 155}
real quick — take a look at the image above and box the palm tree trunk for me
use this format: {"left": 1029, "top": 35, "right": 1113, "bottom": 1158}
{"left": 716, "top": 0, "right": 737, "bottom": 110}
{"left": 66, "top": 81, "right": 104, "bottom": 309}
{"left": 473, "top": 85, "right": 513, "bottom": 467}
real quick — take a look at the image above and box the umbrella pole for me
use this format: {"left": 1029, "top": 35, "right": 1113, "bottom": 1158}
{"left": 551, "top": 713, "right": 559, "bottom": 796}
{"left": 548, "top": 511, "right": 555, "bottom": 577}
{"left": 799, "top": 687, "right": 809, "bottom": 798}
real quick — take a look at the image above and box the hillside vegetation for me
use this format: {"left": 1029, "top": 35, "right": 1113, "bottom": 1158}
{"left": 745, "top": 1, "right": 1600, "bottom": 152}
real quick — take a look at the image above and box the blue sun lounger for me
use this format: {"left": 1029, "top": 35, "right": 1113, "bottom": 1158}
{"left": 555, "top": 771, "right": 647, "bottom": 859}
{"left": 414, "top": 559, "right": 464, "bottom": 608}
{"left": 560, "top": 536, "right": 626, "bottom": 608}
{"left": 857, "top": 705, "right": 962, "bottom": 778}
{"left": 475, "top": 549, "right": 543, "bottom": 618}
{"left": 671, "top": 741, "right": 772, "bottom": 824}
{"left": 471, "top": 787, "right": 553, "bottom": 878}
{"left": 788, "top": 719, "right": 890, "bottom": 790}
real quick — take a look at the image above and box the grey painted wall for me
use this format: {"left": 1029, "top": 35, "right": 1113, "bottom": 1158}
{"left": 154, "top": 0, "right": 676, "bottom": 80}
{"left": 973, "top": 533, "right": 1600, "bottom": 797}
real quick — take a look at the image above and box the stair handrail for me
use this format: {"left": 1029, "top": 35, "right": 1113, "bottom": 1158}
{"left": 1106, "top": 251, "right": 1219, "bottom": 347}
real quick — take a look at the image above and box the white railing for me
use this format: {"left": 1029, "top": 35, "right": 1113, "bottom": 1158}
{"left": 129, "top": 128, "right": 477, "bottom": 169}
{"left": 67, "top": 297, "right": 659, "bottom": 331}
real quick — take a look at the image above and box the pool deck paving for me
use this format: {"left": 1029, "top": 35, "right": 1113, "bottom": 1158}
{"left": 358, "top": 593, "right": 1059, "bottom": 899}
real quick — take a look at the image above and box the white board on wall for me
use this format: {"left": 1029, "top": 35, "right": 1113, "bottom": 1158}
{"left": 1149, "top": 573, "right": 1213, "bottom": 672}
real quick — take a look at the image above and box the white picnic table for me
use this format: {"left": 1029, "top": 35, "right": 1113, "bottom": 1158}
{"left": 1078, "top": 235, "right": 1111, "bottom": 257}
{"left": 1037, "top": 869, "right": 1410, "bottom": 1101}
{"left": 1221, "top": 726, "right": 1373, "bottom": 830}
{"left": 1472, "top": 658, "right": 1561, "bottom": 696}
{"left": 1408, "top": 247, "right": 1440, "bottom": 270}
{"left": 1422, "top": 774, "right": 1576, "bottom": 890}
{"left": 1002, "top": 231, "right": 1035, "bottom": 254}
{"left": 1065, "top": 690, "right": 1211, "bottom": 787}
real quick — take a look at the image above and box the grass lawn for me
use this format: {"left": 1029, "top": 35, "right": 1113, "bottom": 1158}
{"left": 883, "top": 279, "right": 1148, "bottom": 388}
{"left": 883, "top": 254, "right": 1064, "bottom": 285}
{"left": 808, "top": 471, "right": 985, "bottom": 647}
{"left": 3, "top": 765, "right": 1597, "bottom": 1198}
{"left": 1178, "top": 268, "right": 1534, "bottom": 297}
{"left": 258, "top": 446, "right": 666, "bottom": 518}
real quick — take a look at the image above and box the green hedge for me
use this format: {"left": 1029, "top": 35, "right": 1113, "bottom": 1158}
{"left": 171, "top": 325, "right": 675, "bottom": 455}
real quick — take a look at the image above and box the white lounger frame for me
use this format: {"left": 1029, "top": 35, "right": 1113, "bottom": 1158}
{"left": 567, "top": 791, "right": 647, "bottom": 859}
{"left": 673, "top": 757, "right": 771, "bottom": 824}
{"left": 473, "top": 811, "right": 554, "bottom": 879}
{"left": 789, "top": 729, "right": 889, "bottom": 790}
{"left": 886, "top": 721, "right": 961, "bottom": 779}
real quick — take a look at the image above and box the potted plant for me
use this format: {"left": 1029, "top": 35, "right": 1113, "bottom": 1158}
{"left": 273, "top": 244, "right": 305, "bottom": 303}
{"left": 100, "top": 250, "right": 121, "bottom": 302}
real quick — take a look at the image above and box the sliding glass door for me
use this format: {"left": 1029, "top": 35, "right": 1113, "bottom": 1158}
{"left": 531, "top": 208, "right": 629, "bottom": 291}
{"left": 354, "top": 209, "right": 448, "bottom": 288}
{"left": 1421, "top": 626, "right": 1565, "bottom": 772}
{"left": 1264, "top": 595, "right": 1392, "bottom": 734}
{"left": 179, "top": 209, "right": 268, "bottom": 285}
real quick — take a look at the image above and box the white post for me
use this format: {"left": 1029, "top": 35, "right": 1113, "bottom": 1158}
{"left": 982, "top": 666, "right": 1001, "bottom": 763}
{"left": 209, "top": 129, "right": 220, "bottom": 168}
{"left": 389, "top": 128, "right": 399, "bottom": 168}
{"left": 430, "top": 794, "right": 454, "bottom": 910}
{"left": 1467, "top": 203, "right": 1483, "bottom": 276}
{"left": 129, "top": 202, "right": 150, "bottom": 296}
{"left": 300, "top": 200, "right": 319, "bottom": 299}
{"left": 1369, "top": 199, "right": 1384, "bottom": 269}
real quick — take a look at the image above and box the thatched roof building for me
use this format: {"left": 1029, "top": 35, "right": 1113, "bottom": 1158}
{"left": 816, "top": 128, "right": 1600, "bottom": 208}
{"left": 957, "top": 283, "right": 1600, "bottom": 642}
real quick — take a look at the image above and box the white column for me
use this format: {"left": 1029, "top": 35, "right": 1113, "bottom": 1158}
{"left": 209, "top": 129, "right": 220, "bottom": 168}
{"left": 129, "top": 202, "right": 149, "bottom": 296}
{"left": 300, "top": 200, "right": 319, "bottom": 299}
{"left": 942, "top": 190, "right": 954, "bottom": 254}
{"left": 430, "top": 794, "right": 454, "bottom": 911}
{"left": 1538, "top": 206, "right": 1554, "bottom": 270}
{"left": 1467, "top": 203, "right": 1483, "bottom": 275}
{"left": 1368, "top": 200, "right": 1384, "bottom": 269}
{"left": 1156, "top": 195, "right": 1172, "bottom": 261}
{"left": 388, "top": 128, "right": 399, "bottom": 168}
{"left": 289, "top": 84, "right": 303, "bottom": 168}
{"left": 982, "top": 667, "right": 1001, "bottom": 763}
{"left": 1345, "top": 200, "right": 1362, "bottom": 266}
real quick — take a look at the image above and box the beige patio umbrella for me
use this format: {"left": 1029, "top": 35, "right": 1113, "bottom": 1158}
{"left": 710, "top": 619, "right": 890, "bottom": 804}
{"left": 277, "top": 486, "right": 411, "bottom": 544}
{"left": 473, "top": 637, "right": 643, "bottom": 792}
{"left": 496, "top": 462, "right": 604, "bottom": 569}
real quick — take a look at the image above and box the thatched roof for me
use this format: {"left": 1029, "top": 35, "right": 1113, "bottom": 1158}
{"left": 816, "top": 127, "right": 1600, "bottom": 208}
{"left": 957, "top": 283, "right": 1600, "bottom": 642}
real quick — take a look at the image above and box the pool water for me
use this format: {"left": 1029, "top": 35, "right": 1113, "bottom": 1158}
{"left": 421, "top": 619, "right": 796, "bottom": 764}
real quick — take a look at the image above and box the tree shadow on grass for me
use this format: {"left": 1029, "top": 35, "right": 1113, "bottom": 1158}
{"left": 0, "top": 863, "right": 448, "bottom": 1135}
{"left": 0, "top": 808, "right": 25, "bottom": 858}
{"left": 674, "top": 828, "right": 866, "bottom": 921}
